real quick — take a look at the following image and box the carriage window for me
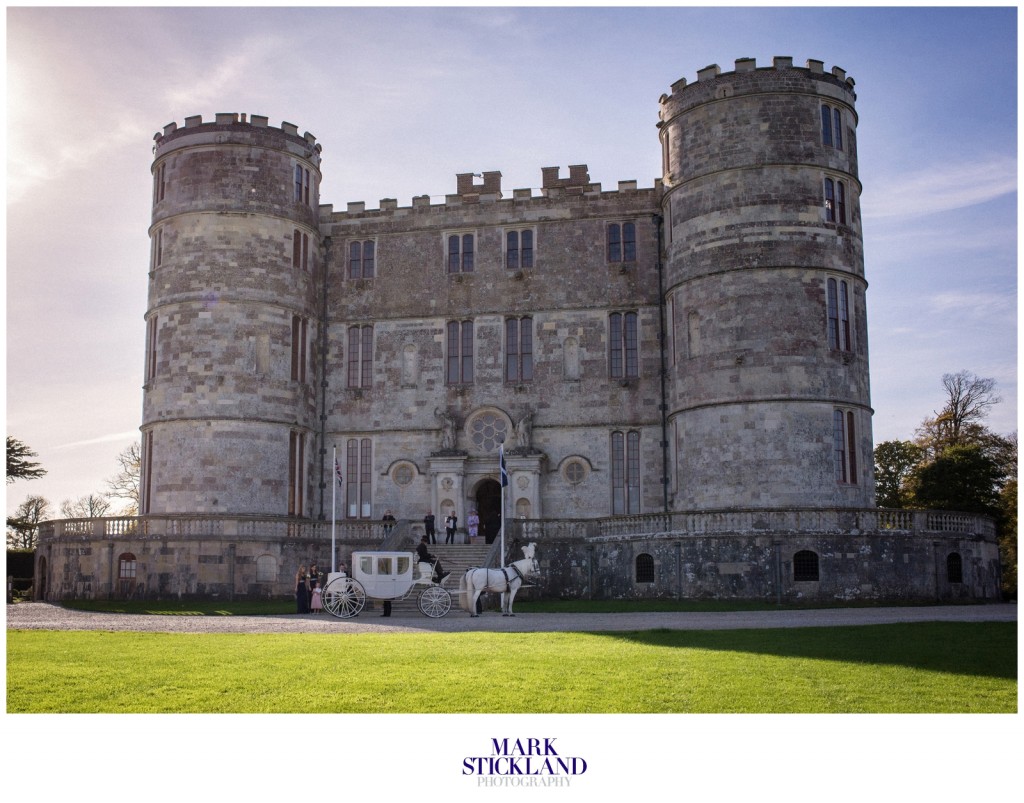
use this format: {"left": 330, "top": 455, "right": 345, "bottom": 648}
{"left": 377, "top": 557, "right": 393, "bottom": 575}
{"left": 360, "top": 556, "right": 373, "bottom": 576}
{"left": 396, "top": 557, "right": 410, "bottom": 574}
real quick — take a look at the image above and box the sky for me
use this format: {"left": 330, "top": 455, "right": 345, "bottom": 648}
{"left": 4, "top": 6, "right": 1018, "bottom": 518}
{"left": 2, "top": 5, "right": 1020, "bottom": 800}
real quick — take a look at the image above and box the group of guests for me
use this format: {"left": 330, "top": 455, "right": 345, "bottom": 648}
{"left": 422, "top": 508, "right": 480, "bottom": 544}
{"left": 295, "top": 562, "right": 324, "bottom": 614}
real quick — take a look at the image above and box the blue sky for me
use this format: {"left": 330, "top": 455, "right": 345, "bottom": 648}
{"left": 5, "top": 7, "right": 1018, "bottom": 516}
{"left": 2, "top": 4, "right": 1019, "bottom": 799}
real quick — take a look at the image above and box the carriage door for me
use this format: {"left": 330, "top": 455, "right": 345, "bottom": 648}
{"left": 376, "top": 556, "right": 397, "bottom": 599}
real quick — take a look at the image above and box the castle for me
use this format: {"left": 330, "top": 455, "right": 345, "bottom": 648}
{"left": 35, "top": 57, "right": 1001, "bottom": 603}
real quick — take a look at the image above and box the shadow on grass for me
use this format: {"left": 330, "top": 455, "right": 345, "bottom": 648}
{"left": 590, "top": 622, "right": 1017, "bottom": 680}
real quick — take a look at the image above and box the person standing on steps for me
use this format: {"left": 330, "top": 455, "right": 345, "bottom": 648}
{"left": 424, "top": 510, "right": 436, "bottom": 544}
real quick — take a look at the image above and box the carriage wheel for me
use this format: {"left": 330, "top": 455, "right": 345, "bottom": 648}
{"left": 417, "top": 585, "right": 452, "bottom": 618}
{"left": 323, "top": 577, "right": 366, "bottom": 619}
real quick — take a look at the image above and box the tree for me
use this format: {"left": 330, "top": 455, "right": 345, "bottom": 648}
{"left": 60, "top": 494, "right": 112, "bottom": 519}
{"left": 916, "top": 371, "right": 1001, "bottom": 457}
{"left": 997, "top": 478, "right": 1017, "bottom": 599}
{"left": 105, "top": 441, "right": 141, "bottom": 515}
{"left": 6, "top": 495, "right": 51, "bottom": 549}
{"left": 911, "top": 443, "right": 1005, "bottom": 516}
{"left": 873, "top": 440, "right": 924, "bottom": 508}
{"left": 6, "top": 436, "right": 46, "bottom": 484}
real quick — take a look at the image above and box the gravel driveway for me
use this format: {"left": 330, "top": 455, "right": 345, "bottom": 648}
{"left": 6, "top": 601, "right": 1016, "bottom": 635}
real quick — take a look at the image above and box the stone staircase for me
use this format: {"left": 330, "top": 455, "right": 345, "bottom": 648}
{"left": 367, "top": 543, "right": 494, "bottom": 617}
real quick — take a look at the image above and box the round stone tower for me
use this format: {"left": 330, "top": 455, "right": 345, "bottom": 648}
{"left": 143, "top": 113, "right": 322, "bottom": 516}
{"left": 659, "top": 57, "right": 873, "bottom": 510}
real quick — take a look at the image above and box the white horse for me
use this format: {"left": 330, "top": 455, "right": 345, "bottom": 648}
{"left": 460, "top": 542, "right": 539, "bottom": 617}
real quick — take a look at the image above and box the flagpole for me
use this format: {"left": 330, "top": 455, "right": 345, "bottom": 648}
{"left": 499, "top": 444, "right": 506, "bottom": 567}
{"left": 331, "top": 444, "right": 337, "bottom": 574}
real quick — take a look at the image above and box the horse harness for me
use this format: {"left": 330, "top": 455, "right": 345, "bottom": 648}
{"left": 470, "top": 563, "right": 525, "bottom": 593}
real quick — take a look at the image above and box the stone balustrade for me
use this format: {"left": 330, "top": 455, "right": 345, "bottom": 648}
{"left": 38, "top": 507, "right": 995, "bottom": 547}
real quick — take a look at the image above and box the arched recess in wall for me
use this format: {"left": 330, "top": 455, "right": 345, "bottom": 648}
{"left": 563, "top": 336, "right": 580, "bottom": 380}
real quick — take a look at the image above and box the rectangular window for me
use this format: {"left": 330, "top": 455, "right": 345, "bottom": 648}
{"left": 606, "top": 222, "right": 630, "bottom": 264}
{"left": 827, "top": 278, "right": 852, "bottom": 352}
{"left": 609, "top": 312, "right": 639, "bottom": 378}
{"left": 824, "top": 178, "right": 836, "bottom": 222}
{"left": 611, "top": 430, "right": 641, "bottom": 514}
{"left": 505, "top": 317, "right": 534, "bottom": 383}
{"left": 448, "top": 233, "right": 474, "bottom": 273}
{"left": 506, "top": 229, "right": 534, "bottom": 269}
{"left": 303, "top": 168, "right": 311, "bottom": 205}
{"left": 288, "top": 431, "right": 306, "bottom": 516}
{"left": 294, "top": 165, "right": 303, "bottom": 202}
{"left": 833, "top": 410, "right": 858, "bottom": 484}
{"left": 292, "top": 230, "right": 308, "bottom": 271}
{"left": 153, "top": 228, "right": 163, "bottom": 268}
{"left": 607, "top": 222, "right": 637, "bottom": 264}
{"left": 145, "top": 316, "right": 158, "bottom": 382}
{"left": 821, "top": 104, "right": 833, "bottom": 147}
{"left": 834, "top": 108, "right": 843, "bottom": 151}
{"left": 154, "top": 163, "right": 166, "bottom": 204}
{"left": 291, "top": 316, "right": 308, "bottom": 382}
{"left": 446, "top": 320, "right": 474, "bottom": 384}
{"left": 346, "top": 437, "right": 373, "bottom": 518}
{"left": 349, "top": 240, "right": 376, "bottom": 279}
{"left": 141, "top": 430, "right": 153, "bottom": 515}
{"left": 836, "top": 181, "right": 847, "bottom": 225}
{"left": 347, "top": 325, "right": 373, "bottom": 388}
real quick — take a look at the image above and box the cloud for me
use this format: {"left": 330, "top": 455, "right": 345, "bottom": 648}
{"left": 864, "top": 157, "right": 1017, "bottom": 220}
{"left": 54, "top": 431, "right": 140, "bottom": 451}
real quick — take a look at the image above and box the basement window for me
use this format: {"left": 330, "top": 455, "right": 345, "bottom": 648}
{"left": 793, "top": 550, "right": 820, "bottom": 582}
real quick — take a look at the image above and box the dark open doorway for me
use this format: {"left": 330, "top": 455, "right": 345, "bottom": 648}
{"left": 475, "top": 479, "right": 502, "bottom": 543}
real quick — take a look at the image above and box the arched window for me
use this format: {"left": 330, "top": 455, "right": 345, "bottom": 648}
{"left": 946, "top": 552, "right": 963, "bottom": 584}
{"left": 118, "top": 553, "right": 138, "bottom": 597}
{"left": 793, "top": 550, "right": 820, "bottom": 582}
{"left": 635, "top": 553, "right": 655, "bottom": 583}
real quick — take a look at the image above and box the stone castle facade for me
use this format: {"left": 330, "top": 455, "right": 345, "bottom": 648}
{"left": 35, "top": 57, "right": 1001, "bottom": 603}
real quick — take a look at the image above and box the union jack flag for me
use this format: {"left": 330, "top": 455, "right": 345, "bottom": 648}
{"left": 335, "top": 459, "right": 344, "bottom": 486}
{"left": 499, "top": 445, "right": 509, "bottom": 488}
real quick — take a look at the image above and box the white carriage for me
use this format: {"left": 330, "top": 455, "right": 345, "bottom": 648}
{"left": 321, "top": 551, "right": 452, "bottom": 619}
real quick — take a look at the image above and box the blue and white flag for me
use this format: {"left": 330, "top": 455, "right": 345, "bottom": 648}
{"left": 499, "top": 444, "right": 509, "bottom": 487}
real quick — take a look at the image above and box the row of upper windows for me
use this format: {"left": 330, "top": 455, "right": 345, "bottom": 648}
{"left": 350, "top": 222, "right": 637, "bottom": 279}
{"left": 346, "top": 313, "right": 640, "bottom": 389}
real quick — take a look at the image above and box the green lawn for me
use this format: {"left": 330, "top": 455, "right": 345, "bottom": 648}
{"left": 7, "top": 623, "right": 1015, "bottom": 713}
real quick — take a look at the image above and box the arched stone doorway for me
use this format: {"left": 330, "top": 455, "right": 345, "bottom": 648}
{"left": 475, "top": 479, "right": 502, "bottom": 543}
